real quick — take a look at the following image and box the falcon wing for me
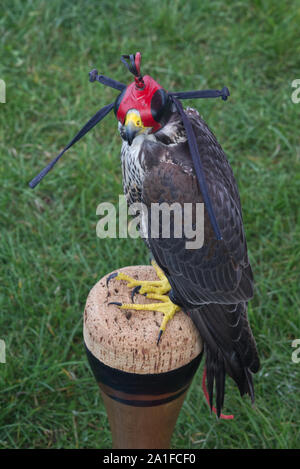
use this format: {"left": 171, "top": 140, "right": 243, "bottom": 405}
{"left": 140, "top": 109, "right": 259, "bottom": 415}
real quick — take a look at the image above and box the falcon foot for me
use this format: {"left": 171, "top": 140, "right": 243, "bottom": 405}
{"left": 106, "top": 260, "right": 171, "bottom": 297}
{"left": 107, "top": 261, "right": 180, "bottom": 345}
{"left": 109, "top": 293, "right": 180, "bottom": 345}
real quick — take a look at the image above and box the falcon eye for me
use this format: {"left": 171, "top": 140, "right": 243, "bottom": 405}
{"left": 151, "top": 89, "right": 172, "bottom": 125}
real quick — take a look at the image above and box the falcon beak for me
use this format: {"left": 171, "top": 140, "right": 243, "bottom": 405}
{"left": 124, "top": 109, "right": 145, "bottom": 145}
{"left": 125, "top": 122, "right": 139, "bottom": 146}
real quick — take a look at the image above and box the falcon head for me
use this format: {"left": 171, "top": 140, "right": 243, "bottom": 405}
{"left": 114, "top": 53, "right": 172, "bottom": 145}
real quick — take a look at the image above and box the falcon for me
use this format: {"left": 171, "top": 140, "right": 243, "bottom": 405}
{"left": 29, "top": 52, "right": 260, "bottom": 417}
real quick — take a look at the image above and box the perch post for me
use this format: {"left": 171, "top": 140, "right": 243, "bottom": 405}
{"left": 83, "top": 265, "right": 203, "bottom": 449}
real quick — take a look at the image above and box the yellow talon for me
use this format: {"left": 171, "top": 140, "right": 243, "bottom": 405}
{"left": 119, "top": 294, "right": 180, "bottom": 344}
{"left": 107, "top": 261, "right": 180, "bottom": 344}
{"left": 108, "top": 260, "right": 171, "bottom": 295}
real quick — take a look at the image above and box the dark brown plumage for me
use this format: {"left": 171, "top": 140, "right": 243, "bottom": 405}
{"left": 119, "top": 106, "right": 260, "bottom": 416}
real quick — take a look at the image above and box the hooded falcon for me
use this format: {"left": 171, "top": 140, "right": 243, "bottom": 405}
{"left": 29, "top": 52, "right": 260, "bottom": 418}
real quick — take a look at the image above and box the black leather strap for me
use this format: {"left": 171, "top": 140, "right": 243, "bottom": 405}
{"left": 171, "top": 96, "right": 223, "bottom": 241}
{"left": 28, "top": 102, "right": 114, "bottom": 188}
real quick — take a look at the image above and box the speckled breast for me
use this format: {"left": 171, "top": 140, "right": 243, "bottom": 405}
{"left": 121, "top": 140, "right": 145, "bottom": 205}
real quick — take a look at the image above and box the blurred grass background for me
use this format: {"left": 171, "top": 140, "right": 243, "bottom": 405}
{"left": 0, "top": 0, "right": 300, "bottom": 449}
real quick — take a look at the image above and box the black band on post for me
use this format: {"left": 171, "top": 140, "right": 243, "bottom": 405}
{"left": 85, "top": 343, "right": 203, "bottom": 396}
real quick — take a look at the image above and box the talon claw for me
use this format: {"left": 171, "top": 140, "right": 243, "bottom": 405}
{"left": 108, "top": 301, "right": 122, "bottom": 307}
{"left": 106, "top": 272, "right": 118, "bottom": 287}
{"left": 131, "top": 285, "right": 141, "bottom": 302}
{"left": 157, "top": 330, "right": 163, "bottom": 346}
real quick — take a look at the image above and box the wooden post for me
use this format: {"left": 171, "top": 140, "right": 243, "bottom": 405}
{"left": 83, "top": 265, "right": 203, "bottom": 449}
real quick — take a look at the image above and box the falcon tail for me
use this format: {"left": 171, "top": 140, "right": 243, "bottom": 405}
{"left": 189, "top": 302, "right": 260, "bottom": 417}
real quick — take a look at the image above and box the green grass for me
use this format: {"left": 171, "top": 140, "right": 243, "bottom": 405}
{"left": 1, "top": 0, "right": 300, "bottom": 449}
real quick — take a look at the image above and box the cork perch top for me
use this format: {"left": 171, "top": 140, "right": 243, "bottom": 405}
{"left": 83, "top": 265, "right": 203, "bottom": 375}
